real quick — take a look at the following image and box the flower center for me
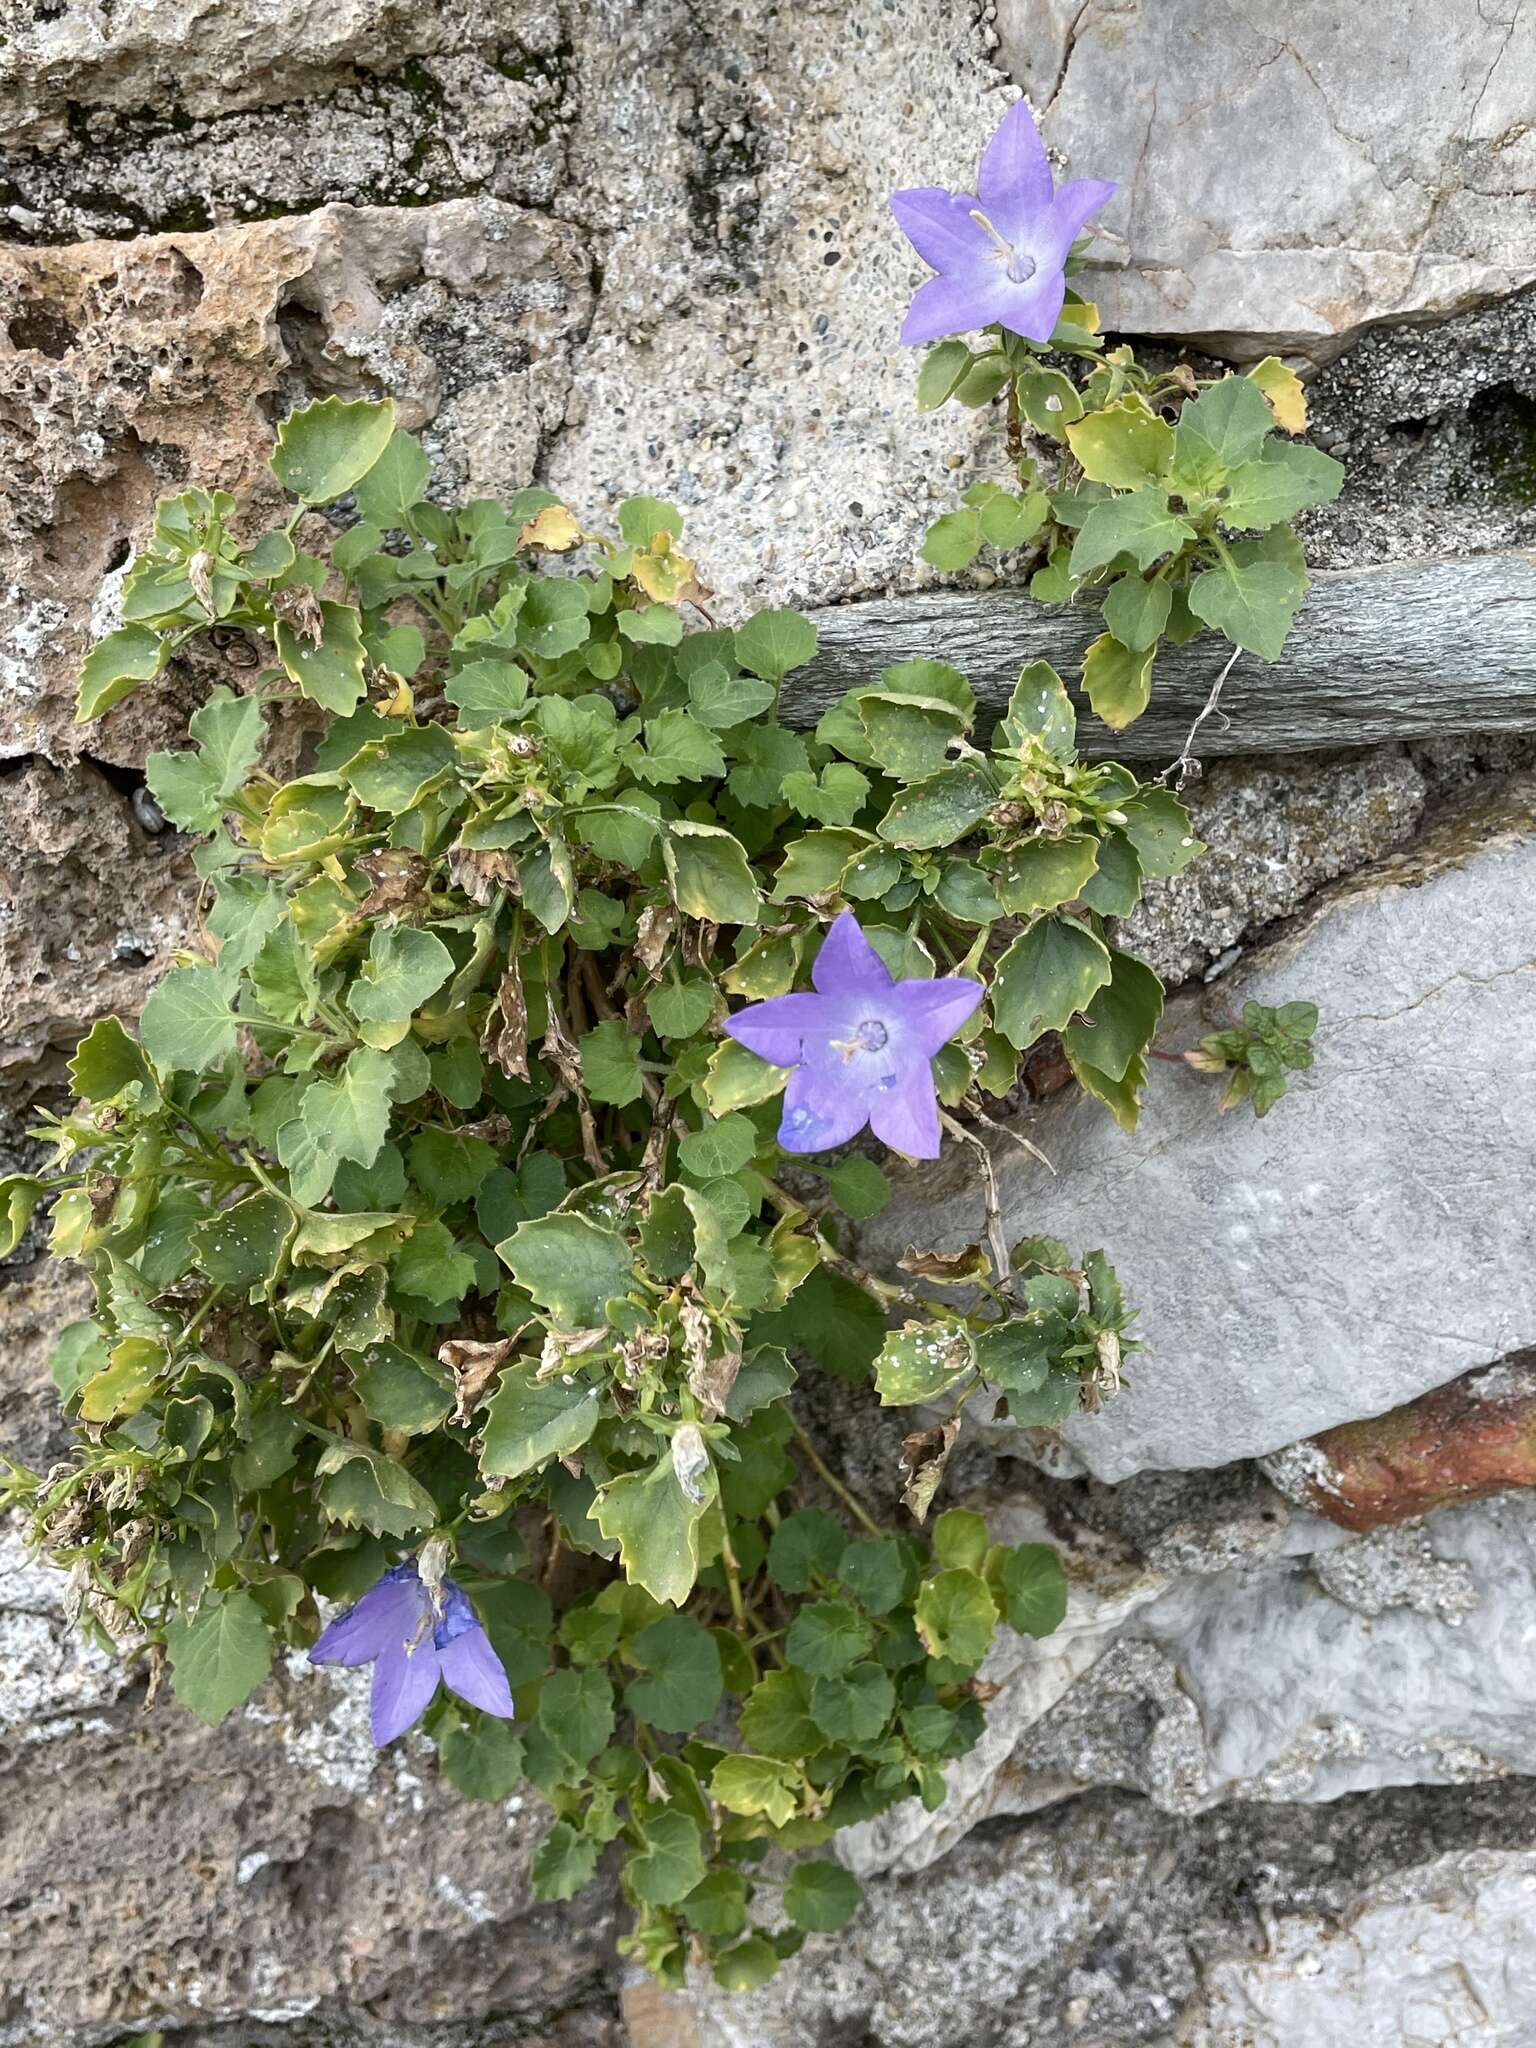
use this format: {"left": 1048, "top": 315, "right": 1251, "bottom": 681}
{"left": 970, "top": 208, "right": 1037, "bottom": 286}
{"left": 831, "top": 1017, "right": 890, "bottom": 1062}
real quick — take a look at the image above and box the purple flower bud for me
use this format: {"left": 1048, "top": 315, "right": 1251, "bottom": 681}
{"left": 310, "top": 1558, "right": 515, "bottom": 1745}
{"left": 890, "top": 101, "right": 1117, "bottom": 346}
{"left": 723, "top": 911, "right": 982, "bottom": 1160}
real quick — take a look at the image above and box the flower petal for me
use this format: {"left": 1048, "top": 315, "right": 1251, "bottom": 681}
{"left": 310, "top": 1568, "right": 426, "bottom": 1669}
{"left": 723, "top": 991, "right": 839, "bottom": 1068}
{"left": 888, "top": 186, "right": 992, "bottom": 273}
{"left": 899, "top": 270, "right": 1010, "bottom": 346}
{"left": 994, "top": 266, "right": 1069, "bottom": 345}
{"left": 977, "top": 99, "right": 1056, "bottom": 245}
{"left": 439, "top": 1624, "right": 517, "bottom": 1720}
{"left": 370, "top": 1639, "right": 441, "bottom": 1745}
{"left": 887, "top": 977, "right": 985, "bottom": 1057}
{"left": 811, "top": 912, "right": 895, "bottom": 998}
{"left": 777, "top": 1059, "right": 875, "bottom": 1154}
{"left": 867, "top": 1067, "right": 943, "bottom": 1160}
{"left": 1044, "top": 178, "right": 1119, "bottom": 263}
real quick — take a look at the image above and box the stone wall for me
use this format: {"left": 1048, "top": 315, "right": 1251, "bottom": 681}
{"left": 3, "top": 2, "right": 1535, "bottom": 2043}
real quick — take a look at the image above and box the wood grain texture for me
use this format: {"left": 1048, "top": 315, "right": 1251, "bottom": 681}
{"left": 787, "top": 553, "right": 1536, "bottom": 758}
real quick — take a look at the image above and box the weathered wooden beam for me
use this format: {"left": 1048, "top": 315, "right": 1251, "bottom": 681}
{"left": 787, "top": 552, "right": 1536, "bottom": 758}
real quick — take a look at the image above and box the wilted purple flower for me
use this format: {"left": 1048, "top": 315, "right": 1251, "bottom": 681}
{"left": 310, "top": 1559, "right": 514, "bottom": 1745}
{"left": 890, "top": 100, "right": 1117, "bottom": 346}
{"left": 724, "top": 910, "right": 982, "bottom": 1159}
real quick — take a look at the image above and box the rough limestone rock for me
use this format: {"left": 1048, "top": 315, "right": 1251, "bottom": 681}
{"left": 1004, "top": 0, "right": 1536, "bottom": 361}
{"left": 838, "top": 1483, "right": 1536, "bottom": 1878}
{"left": 859, "top": 780, "right": 1536, "bottom": 1481}
{"left": 663, "top": 1785, "right": 1536, "bottom": 2048}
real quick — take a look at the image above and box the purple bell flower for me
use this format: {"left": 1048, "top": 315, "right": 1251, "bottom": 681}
{"left": 890, "top": 99, "right": 1117, "bottom": 346}
{"left": 723, "top": 911, "right": 982, "bottom": 1160}
{"left": 310, "top": 1559, "right": 515, "bottom": 1745}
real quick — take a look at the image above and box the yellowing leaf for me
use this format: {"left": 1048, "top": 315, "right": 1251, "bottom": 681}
{"left": 518, "top": 504, "right": 584, "bottom": 552}
{"left": 1248, "top": 355, "right": 1308, "bottom": 434}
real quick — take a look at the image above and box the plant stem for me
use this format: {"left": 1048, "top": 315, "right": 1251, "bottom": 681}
{"left": 786, "top": 1413, "right": 885, "bottom": 1540}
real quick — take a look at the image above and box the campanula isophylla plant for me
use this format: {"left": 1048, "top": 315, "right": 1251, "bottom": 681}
{"left": 2, "top": 97, "right": 1332, "bottom": 1990}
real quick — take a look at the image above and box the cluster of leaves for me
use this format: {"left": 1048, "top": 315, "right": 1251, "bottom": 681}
{"left": 1185, "top": 999, "right": 1319, "bottom": 1117}
{"left": 3, "top": 369, "right": 1319, "bottom": 1988}
{"left": 917, "top": 288, "right": 1344, "bottom": 730}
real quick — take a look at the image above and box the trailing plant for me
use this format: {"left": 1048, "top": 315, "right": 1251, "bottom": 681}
{"left": 2, "top": 100, "right": 1334, "bottom": 1990}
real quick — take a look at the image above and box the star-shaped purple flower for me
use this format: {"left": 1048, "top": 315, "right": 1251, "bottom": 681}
{"left": 310, "top": 1559, "right": 515, "bottom": 1745}
{"left": 723, "top": 911, "right": 982, "bottom": 1160}
{"left": 890, "top": 100, "right": 1117, "bottom": 346}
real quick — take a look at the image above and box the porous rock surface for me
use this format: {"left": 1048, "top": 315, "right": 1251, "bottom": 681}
{"left": 4, "top": 3, "right": 1536, "bottom": 2044}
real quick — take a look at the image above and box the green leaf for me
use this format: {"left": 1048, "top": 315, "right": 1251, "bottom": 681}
{"left": 1062, "top": 948, "right": 1163, "bottom": 1083}
{"left": 437, "top": 1714, "right": 525, "bottom": 1801}
{"left": 985, "top": 832, "right": 1100, "bottom": 914}
{"left": 664, "top": 822, "right": 761, "bottom": 926}
{"left": 342, "top": 725, "right": 457, "bottom": 812}
{"left": 68, "top": 1015, "right": 155, "bottom": 1100}
{"left": 979, "top": 490, "right": 1048, "bottom": 549}
{"left": 624, "top": 1614, "right": 724, "bottom": 1734}
{"left": 809, "top": 1660, "right": 895, "bottom": 1744}
{"left": 688, "top": 661, "right": 777, "bottom": 727}
{"left": 352, "top": 428, "right": 431, "bottom": 527}
{"left": 147, "top": 687, "right": 265, "bottom": 833}
{"left": 301, "top": 1046, "right": 396, "bottom": 1167}
{"left": 539, "top": 1665, "right": 616, "bottom": 1765}
{"left": 348, "top": 926, "right": 455, "bottom": 1035}
{"left": 678, "top": 1114, "right": 757, "bottom": 1179}
{"left": 352, "top": 1342, "right": 454, "bottom": 1432}
{"left": 1001, "top": 659, "right": 1077, "bottom": 760}
{"left": 445, "top": 658, "right": 529, "bottom": 728}
{"left": 739, "top": 1668, "right": 823, "bottom": 1760}
{"left": 818, "top": 1156, "right": 890, "bottom": 1222}
{"left": 1186, "top": 555, "right": 1306, "bottom": 660}
{"left": 165, "top": 1590, "right": 274, "bottom": 1724}
{"left": 1066, "top": 399, "right": 1175, "bottom": 488}
{"left": 140, "top": 962, "right": 239, "bottom": 1073}
{"left": 0, "top": 1176, "right": 43, "bottom": 1260}
{"left": 859, "top": 692, "right": 966, "bottom": 779}
{"left": 594, "top": 1447, "right": 718, "bottom": 1607}
{"left": 920, "top": 509, "right": 982, "bottom": 571}
{"left": 734, "top": 608, "right": 817, "bottom": 682}
{"left": 916, "top": 338, "right": 972, "bottom": 411}
{"left": 994, "top": 1543, "right": 1068, "bottom": 1638}
{"left": 767, "top": 1509, "right": 846, "bottom": 1594}
{"left": 1015, "top": 368, "right": 1083, "bottom": 435}
{"left": 1069, "top": 488, "right": 1194, "bottom": 577}
{"left": 1118, "top": 787, "right": 1204, "bottom": 878}
{"left": 1101, "top": 572, "right": 1172, "bottom": 654}
{"left": 531, "top": 1820, "right": 601, "bottom": 1900}
{"left": 316, "top": 1439, "right": 439, "bottom": 1536}
{"left": 873, "top": 1321, "right": 975, "bottom": 1406}
{"left": 783, "top": 1861, "right": 862, "bottom": 1934}
{"left": 1220, "top": 442, "right": 1344, "bottom": 530}
{"left": 646, "top": 977, "right": 714, "bottom": 1040}
{"left": 635, "top": 710, "right": 727, "bottom": 786}
{"left": 77, "top": 624, "right": 167, "bottom": 721}
{"left": 1174, "top": 375, "right": 1275, "bottom": 478}
{"left": 275, "top": 601, "right": 367, "bottom": 716}
{"left": 271, "top": 396, "right": 397, "bottom": 504}
{"left": 991, "top": 916, "right": 1112, "bottom": 1050}
{"left": 1081, "top": 631, "right": 1155, "bottom": 729}
{"left": 785, "top": 1599, "right": 871, "bottom": 1677}
{"left": 194, "top": 1192, "right": 292, "bottom": 1291}
{"left": 914, "top": 1568, "right": 998, "bottom": 1668}
{"left": 618, "top": 494, "right": 684, "bottom": 544}
{"left": 933, "top": 1508, "right": 990, "bottom": 1572}
{"left": 579, "top": 1018, "right": 646, "bottom": 1106}
{"left": 481, "top": 1368, "right": 602, "bottom": 1482}
{"left": 498, "top": 1214, "right": 632, "bottom": 1326}
{"left": 1073, "top": 401, "right": 1179, "bottom": 493}
{"left": 628, "top": 1809, "right": 707, "bottom": 1907}
{"left": 876, "top": 762, "right": 997, "bottom": 850}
